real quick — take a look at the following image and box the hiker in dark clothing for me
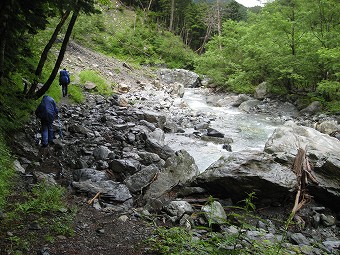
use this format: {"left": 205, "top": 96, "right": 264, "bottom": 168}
{"left": 35, "top": 95, "right": 58, "bottom": 147}
{"left": 59, "top": 68, "right": 70, "bottom": 97}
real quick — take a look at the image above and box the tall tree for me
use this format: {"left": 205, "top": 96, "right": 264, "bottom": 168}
{"left": 31, "top": 0, "right": 99, "bottom": 99}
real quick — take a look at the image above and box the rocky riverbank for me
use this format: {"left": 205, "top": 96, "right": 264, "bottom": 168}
{"left": 4, "top": 42, "right": 340, "bottom": 254}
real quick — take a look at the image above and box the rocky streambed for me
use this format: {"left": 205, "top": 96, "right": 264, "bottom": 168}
{"left": 7, "top": 64, "right": 340, "bottom": 254}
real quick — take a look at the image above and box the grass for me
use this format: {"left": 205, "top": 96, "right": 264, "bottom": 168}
{"left": 2, "top": 182, "right": 75, "bottom": 253}
{"left": 145, "top": 194, "right": 306, "bottom": 255}
{"left": 0, "top": 134, "right": 16, "bottom": 209}
{"left": 79, "top": 69, "right": 114, "bottom": 96}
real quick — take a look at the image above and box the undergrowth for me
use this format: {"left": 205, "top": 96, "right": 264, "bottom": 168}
{"left": 1, "top": 182, "right": 75, "bottom": 253}
{"left": 146, "top": 194, "right": 295, "bottom": 255}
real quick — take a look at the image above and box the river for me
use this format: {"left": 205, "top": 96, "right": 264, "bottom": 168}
{"left": 165, "top": 88, "right": 282, "bottom": 172}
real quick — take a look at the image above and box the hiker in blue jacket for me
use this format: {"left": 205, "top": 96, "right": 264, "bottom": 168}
{"left": 59, "top": 68, "right": 70, "bottom": 97}
{"left": 35, "top": 95, "right": 58, "bottom": 147}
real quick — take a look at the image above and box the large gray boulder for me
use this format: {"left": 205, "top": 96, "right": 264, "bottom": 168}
{"left": 143, "top": 150, "right": 199, "bottom": 211}
{"left": 158, "top": 69, "right": 201, "bottom": 88}
{"left": 264, "top": 121, "right": 340, "bottom": 163}
{"left": 264, "top": 121, "right": 340, "bottom": 210}
{"left": 193, "top": 150, "right": 297, "bottom": 204}
{"left": 254, "top": 82, "right": 268, "bottom": 100}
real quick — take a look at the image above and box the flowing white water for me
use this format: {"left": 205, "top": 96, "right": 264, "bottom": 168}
{"left": 165, "top": 89, "right": 281, "bottom": 172}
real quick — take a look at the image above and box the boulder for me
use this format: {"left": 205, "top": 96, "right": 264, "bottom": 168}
{"left": 158, "top": 69, "right": 201, "bottom": 88}
{"left": 254, "top": 82, "right": 268, "bottom": 100}
{"left": 316, "top": 120, "right": 339, "bottom": 135}
{"left": 300, "top": 101, "right": 322, "bottom": 115}
{"left": 143, "top": 150, "right": 199, "bottom": 211}
{"left": 124, "top": 164, "right": 160, "bottom": 194}
{"left": 239, "top": 99, "right": 261, "bottom": 113}
{"left": 264, "top": 121, "right": 340, "bottom": 210}
{"left": 193, "top": 150, "right": 297, "bottom": 203}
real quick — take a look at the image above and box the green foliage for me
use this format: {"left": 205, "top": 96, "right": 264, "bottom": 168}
{"left": 79, "top": 70, "right": 114, "bottom": 96}
{"left": 195, "top": 0, "right": 340, "bottom": 110}
{"left": 147, "top": 227, "right": 239, "bottom": 255}
{"left": 238, "top": 192, "right": 256, "bottom": 212}
{"left": 146, "top": 192, "right": 297, "bottom": 255}
{"left": 0, "top": 76, "right": 36, "bottom": 132}
{"left": 73, "top": 8, "right": 196, "bottom": 69}
{"left": 316, "top": 80, "right": 340, "bottom": 101}
{"left": 0, "top": 135, "right": 16, "bottom": 209}
{"left": 2, "top": 182, "right": 75, "bottom": 253}
{"left": 16, "top": 182, "right": 66, "bottom": 214}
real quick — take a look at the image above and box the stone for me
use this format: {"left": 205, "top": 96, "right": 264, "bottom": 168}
{"left": 201, "top": 201, "right": 227, "bottom": 224}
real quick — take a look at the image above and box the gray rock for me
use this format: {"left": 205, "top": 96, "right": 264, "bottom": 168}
{"left": 158, "top": 68, "right": 200, "bottom": 88}
{"left": 124, "top": 164, "right": 160, "bottom": 193}
{"left": 290, "top": 232, "right": 310, "bottom": 245}
{"left": 300, "top": 101, "right": 323, "bottom": 115}
{"left": 73, "top": 168, "right": 108, "bottom": 182}
{"left": 109, "top": 158, "right": 141, "bottom": 175}
{"left": 201, "top": 201, "right": 227, "bottom": 224}
{"left": 165, "top": 201, "right": 193, "bottom": 218}
{"left": 239, "top": 99, "right": 261, "bottom": 112}
{"left": 254, "top": 82, "right": 268, "bottom": 100}
{"left": 93, "top": 145, "right": 111, "bottom": 160}
{"left": 72, "top": 180, "right": 132, "bottom": 203}
{"left": 193, "top": 150, "right": 296, "bottom": 203}
{"left": 144, "top": 150, "right": 199, "bottom": 211}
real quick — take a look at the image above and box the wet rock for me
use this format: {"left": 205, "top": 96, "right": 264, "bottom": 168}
{"left": 239, "top": 99, "right": 261, "bottom": 112}
{"left": 206, "top": 128, "right": 224, "bottom": 138}
{"left": 193, "top": 150, "right": 296, "bottom": 203}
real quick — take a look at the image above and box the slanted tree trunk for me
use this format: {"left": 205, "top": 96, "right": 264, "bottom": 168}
{"left": 33, "top": 8, "right": 79, "bottom": 99}
{"left": 27, "top": 10, "right": 71, "bottom": 97}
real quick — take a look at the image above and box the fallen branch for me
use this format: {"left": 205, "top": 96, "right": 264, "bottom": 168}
{"left": 291, "top": 148, "right": 318, "bottom": 217}
{"left": 87, "top": 192, "right": 101, "bottom": 205}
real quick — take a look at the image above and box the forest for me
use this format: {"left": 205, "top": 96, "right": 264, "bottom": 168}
{"left": 0, "top": 0, "right": 339, "bottom": 113}
{"left": 0, "top": 0, "right": 339, "bottom": 253}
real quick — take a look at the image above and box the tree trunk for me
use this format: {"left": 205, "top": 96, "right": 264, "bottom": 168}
{"left": 0, "top": 32, "right": 6, "bottom": 80}
{"left": 216, "top": 0, "right": 222, "bottom": 50}
{"left": 169, "top": 0, "right": 175, "bottom": 32}
{"left": 33, "top": 9, "right": 79, "bottom": 100}
{"left": 27, "top": 10, "right": 71, "bottom": 96}
{"left": 0, "top": 0, "right": 12, "bottom": 80}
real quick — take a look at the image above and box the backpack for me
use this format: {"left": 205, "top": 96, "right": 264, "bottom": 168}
{"left": 59, "top": 70, "right": 70, "bottom": 85}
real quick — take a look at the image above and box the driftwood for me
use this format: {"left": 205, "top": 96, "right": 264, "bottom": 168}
{"left": 87, "top": 192, "right": 101, "bottom": 205}
{"left": 291, "top": 148, "right": 318, "bottom": 216}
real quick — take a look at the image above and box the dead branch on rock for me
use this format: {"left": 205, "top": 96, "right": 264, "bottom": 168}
{"left": 291, "top": 148, "right": 318, "bottom": 216}
{"left": 87, "top": 192, "right": 101, "bottom": 205}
